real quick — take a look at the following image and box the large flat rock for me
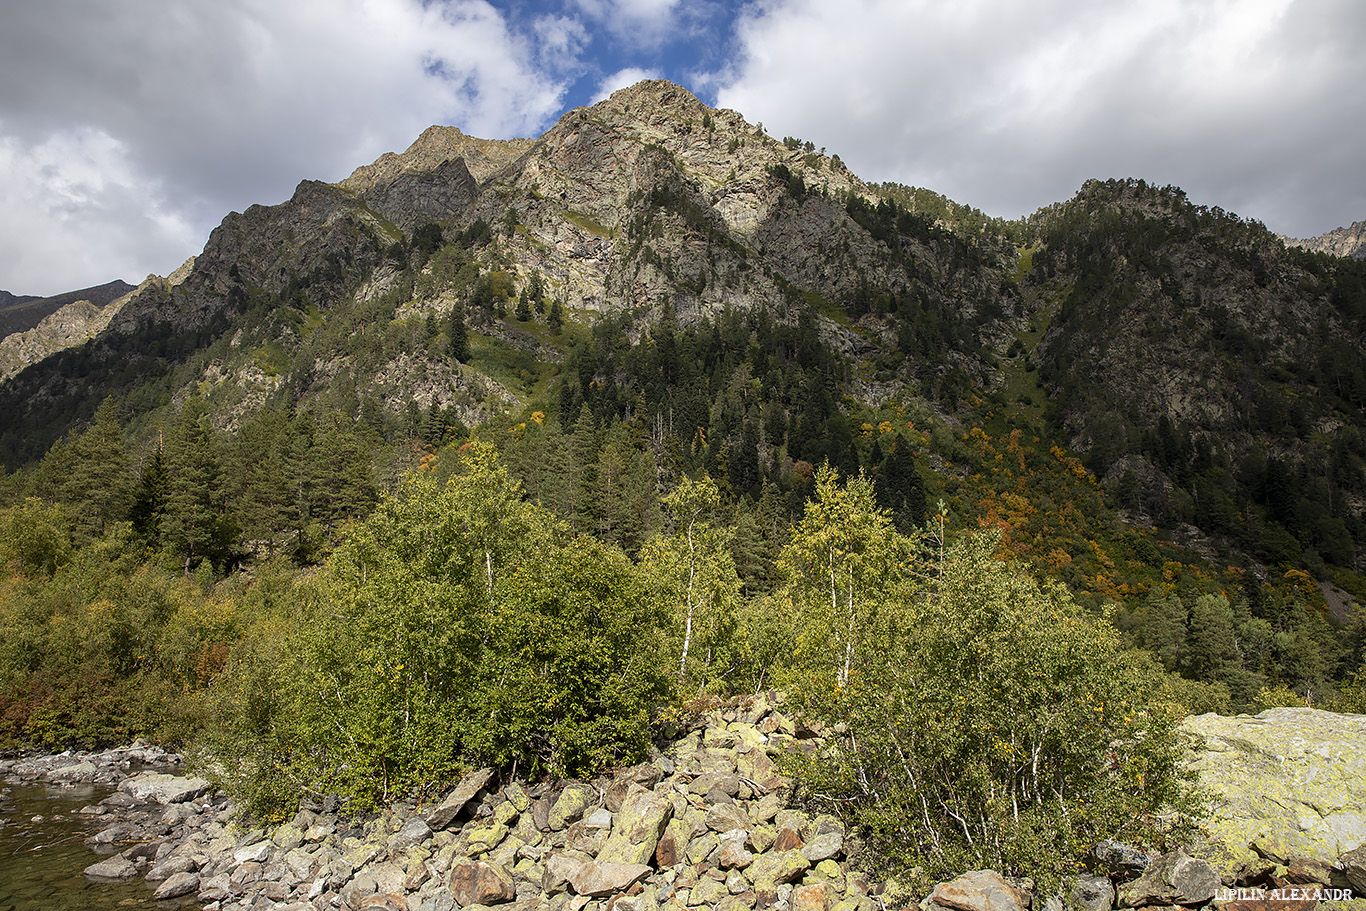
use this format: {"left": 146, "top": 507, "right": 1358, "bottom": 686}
{"left": 117, "top": 771, "right": 211, "bottom": 804}
{"left": 1182, "top": 708, "right": 1366, "bottom": 866}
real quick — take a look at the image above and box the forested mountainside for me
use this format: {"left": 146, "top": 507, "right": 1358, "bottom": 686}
{"left": 1, "top": 79, "right": 1364, "bottom": 887}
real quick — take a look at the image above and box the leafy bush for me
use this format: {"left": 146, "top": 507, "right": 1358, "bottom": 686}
{"left": 201, "top": 445, "right": 670, "bottom": 815}
{"left": 789, "top": 532, "right": 1200, "bottom": 892}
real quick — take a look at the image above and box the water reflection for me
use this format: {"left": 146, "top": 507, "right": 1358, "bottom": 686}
{"left": 0, "top": 780, "right": 163, "bottom": 911}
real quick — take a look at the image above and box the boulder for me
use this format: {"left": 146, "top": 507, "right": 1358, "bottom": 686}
{"left": 426, "top": 767, "right": 495, "bottom": 829}
{"left": 747, "top": 849, "right": 810, "bottom": 892}
{"left": 792, "top": 882, "right": 835, "bottom": 911}
{"left": 598, "top": 786, "right": 672, "bottom": 865}
{"left": 117, "top": 771, "right": 211, "bottom": 804}
{"left": 569, "top": 860, "right": 652, "bottom": 897}
{"left": 152, "top": 871, "right": 201, "bottom": 900}
{"left": 927, "top": 870, "right": 1028, "bottom": 911}
{"left": 390, "top": 816, "right": 433, "bottom": 854}
{"left": 84, "top": 854, "right": 139, "bottom": 880}
{"left": 1117, "top": 848, "right": 1219, "bottom": 907}
{"left": 1067, "top": 874, "right": 1115, "bottom": 911}
{"left": 543, "top": 852, "right": 589, "bottom": 893}
{"left": 1092, "top": 840, "right": 1150, "bottom": 875}
{"left": 448, "top": 859, "right": 516, "bottom": 905}
{"left": 801, "top": 832, "right": 843, "bottom": 863}
{"left": 1340, "top": 843, "right": 1366, "bottom": 892}
{"left": 549, "top": 783, "right": 595, "bottom": 831}
{"left": 49, "top": 760, "right": 98, "bottom": 783}
{"left": 1182, "top": 708, "right": 1366, "bottom": 866}
{"left": 716, "top": 828, "right": 754, "bottom": 869}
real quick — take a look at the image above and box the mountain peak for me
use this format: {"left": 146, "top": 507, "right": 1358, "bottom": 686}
{"left": 341, "top": 124, "right": 535, "bottom": 192}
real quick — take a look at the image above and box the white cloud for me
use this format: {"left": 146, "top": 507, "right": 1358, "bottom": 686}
{"left": 592, "top": 67, "right": 665, "bottom": 104}
{"left": 571, "top": 0, "right": 682, "bottom": 47}
{"left": 0, "top": 0, "right": 572, "bottom": 292}
{"left": 0, "top": 126, "right": 198, "bottom": 295}
{"left": 715, "top": 0, "right": 1366, "bottom": 237}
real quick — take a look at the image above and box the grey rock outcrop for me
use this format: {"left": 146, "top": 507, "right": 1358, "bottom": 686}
{"left": 1284, "top": 219, "right": 1366, "bottom": 260}
{"left": 1181, "top": 708, "right": 1366, "bottom": 867}
{"left": 1116, "top": 848, "right": 1219, "bottom": 907}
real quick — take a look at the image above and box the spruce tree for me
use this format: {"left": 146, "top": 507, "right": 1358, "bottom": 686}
{"left": 449, "top": 303, "right": 471, "bottom": 363}
{"left": 162, "top": 399, "right": 228, "bottom": 571}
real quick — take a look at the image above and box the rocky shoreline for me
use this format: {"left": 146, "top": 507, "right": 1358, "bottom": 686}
{"left": 3, "top": 702, "right": 1366, "bottom": 911}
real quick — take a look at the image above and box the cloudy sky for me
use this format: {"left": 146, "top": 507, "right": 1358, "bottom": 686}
{"left": 2, "top": 0, "right": 1362, "bottom": 296}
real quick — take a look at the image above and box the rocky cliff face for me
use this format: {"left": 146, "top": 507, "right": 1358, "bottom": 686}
{"left": 1284, "top": 219, "right": 1366, "bottom": 260}
{"left": 0, "top": 284, "right": 140, "bottom": 381}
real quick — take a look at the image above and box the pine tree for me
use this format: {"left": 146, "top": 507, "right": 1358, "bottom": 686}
{"left": 61, "top": 399, "right": 131, "bottom": 538}
{"left": 449, "top": 302, "right": 471, "bottom": 363}
{"left": 309, "top": 415, "right": 378, "bottom": 531}
{"left": 874, "top": 438, "right": 927, "bottom": 533}
{"left": 162, "top": 399, "right": 228, "bottom": 571}
{"left": 129, "top": 445, "right": 168, "bottom": 546}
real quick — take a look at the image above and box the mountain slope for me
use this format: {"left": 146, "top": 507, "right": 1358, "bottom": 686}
{"left": 2, "top": 84, "right": 1364, "bottom": 590}
{"left": 1021, "top": 178, "right": 1366, "bottom": 569}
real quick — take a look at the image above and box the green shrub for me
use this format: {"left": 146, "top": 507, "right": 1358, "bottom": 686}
{"left": 788, "top": 532, "right": 1201, "bottom": 893}
{"left": 201, "top": 445, "right": 670, "bottom": 815}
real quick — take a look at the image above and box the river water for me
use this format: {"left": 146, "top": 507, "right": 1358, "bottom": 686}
{"left": 0, "top": 781, "right": 164, "bottom": 911}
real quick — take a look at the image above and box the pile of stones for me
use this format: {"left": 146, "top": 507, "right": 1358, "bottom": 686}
{"left": 6, "top": 697, "right": 1366, "bottom": 911}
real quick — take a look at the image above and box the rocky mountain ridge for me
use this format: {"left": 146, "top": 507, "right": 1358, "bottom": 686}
{"left": 0, "top": 80, "right": 1021, "bottom": 457}
{"left": 0, "top": 278, "right": 135, "bottom": 341}
{"left": 1284, "top": 219, "right": 1366, "bottom": 260}
{"left": 2, "top": 81, "right": 1365, "bottom": 584}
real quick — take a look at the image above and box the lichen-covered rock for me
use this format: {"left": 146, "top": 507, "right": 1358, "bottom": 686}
{"left": 1182, "top": 708, "right": 1366, "bottom": 866}
{"left": 598, "top": 786, "right": 672, "bottom": 865}
{"left": 117, "top": 771, "right": 211, "bottom": 804}
{"left": 548, "top": 784, "right": 594, "bottom": 831}
{"left": 1117, "top": 848, "right": 1219, "bottom": 907}
{"left": 747, "top": 849, "right": 810, "bottom": 892}
{"left": 927, "top": 870, "right": 1028, "bottom": 911}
